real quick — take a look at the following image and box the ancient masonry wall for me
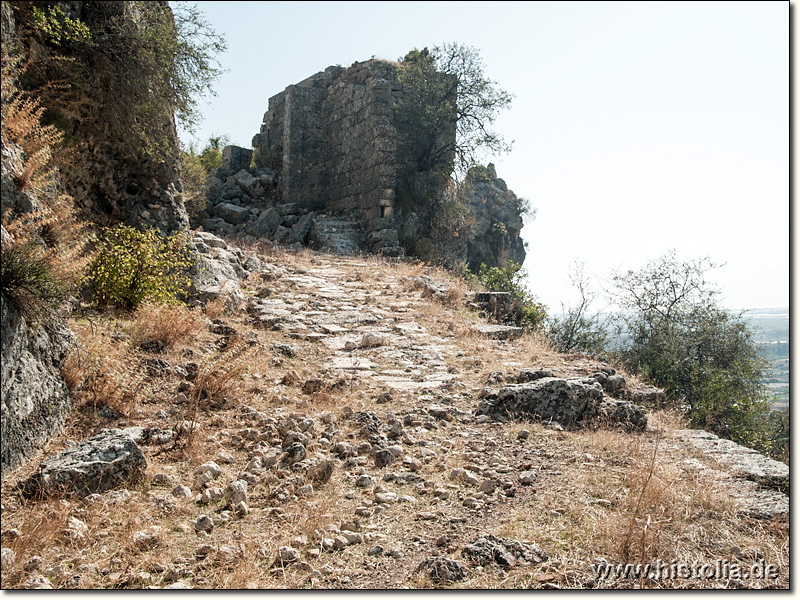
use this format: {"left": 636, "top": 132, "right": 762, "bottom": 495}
{"left": 253, "top": 60, "right": 436, "bottom": 236}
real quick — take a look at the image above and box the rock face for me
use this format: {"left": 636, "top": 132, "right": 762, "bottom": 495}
{"left": 22, "top": 429, "right": 146, "bottom": 497}
{"left": 0, "top": 292, "right": 73, "bottom": 475}
{"left": 459, "top": 164, "right": 527, "bottom": 272}
{"left": 1, "top": 139, "right": 74, "bottom": 475}
{"left": 2, "top": 1, "right": 188, "bottom": 233}
{"left": 487, "top": 377, "right": 647, "bottom": 431}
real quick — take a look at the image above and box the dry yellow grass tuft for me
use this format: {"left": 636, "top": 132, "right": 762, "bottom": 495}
{"left": 128, "top": 302, "right": 206, "bottom": 349}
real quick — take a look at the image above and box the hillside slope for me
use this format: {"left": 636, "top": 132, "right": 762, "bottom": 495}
{"left": 0, "top": 239, "right": 788, "bottom": 589}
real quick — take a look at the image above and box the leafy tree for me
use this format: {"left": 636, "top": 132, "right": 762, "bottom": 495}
{"left": 20, "top": 1, "right": 226, "bottom": 161}
{"left": 610, "top": 250, "right": 775, "bottom": 455}
{"left": 546, "top": 261, "right": 608, "bottom": 354}
{"left": 398, "top": 43, "right": 513, "bottom": 179}
{"left": 83, "top": 1, "right": 227, "bottom": 158}
{"left": 198, "top": 134, "right": 230, "bottom": 173}
{"left": 180, "top": 143, "right": 208, "bottom": 224}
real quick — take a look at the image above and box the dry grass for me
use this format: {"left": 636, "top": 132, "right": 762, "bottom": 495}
{"left": 202, "top": 296, "right": 227, "bottom": 321}
{"left": 61, "top": 320, "right": 145, "bottom": 417}
{"left": 478, "top": 416, "right": 789, "bottom": 590}
{"left": 128, "top": 302, "right": 206, "bottom": 349}
{"left": 184, "top": 340, "right": 260, "bottom": 452}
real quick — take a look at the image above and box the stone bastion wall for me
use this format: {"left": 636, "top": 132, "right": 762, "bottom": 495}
{"left": 252, "top": 59, "right": 447, "bottom": 237}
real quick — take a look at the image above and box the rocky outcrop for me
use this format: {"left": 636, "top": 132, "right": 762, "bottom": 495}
{"left": 1, "top": 139, "right": 73, "bottom": 475}
{"left": 21, "top": 429, "right": 147, "bottom": 497}
{"left": 481, "top": 376, "right": 648, "bottom": 431}
{"left": 460, "top": 164, "right": 527, "bottom": 272}
{"left": 1, "top": 292, "right": 73, "bottom": 475}
{"left": 189, "top": 231, "right": 263, "bottom": 309}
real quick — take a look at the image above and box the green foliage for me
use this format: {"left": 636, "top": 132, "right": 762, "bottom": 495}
{"left": 198, "top": 134, "right": 229, "bottom": 172}
{"left": 490, "top": 222, "right": 507, "bottom": 237}
{"left": 88, "top": 225, "right": 194, "bottom": 310}
{"left": 398, "top": 43, "right": 513, "bottom": 179}
{"left": 180, "top": 146, "right": 208, "bottom": 225}
{"left": 31, "top": 5, "right": 91, "bottom": 47}
{"left": 610, "top": 251, "right": 778, "bottom": 457}
{"left": 180, "top": 134, "right": 230, "bottom": 224}
{"left": 86, "top": 2, "right": 226, "bottom": 158}
{"left": 1, "top": 238, "right": 71, "bottom": 324}
{"left": 405, "top": 181, "right": 475, "bottom": 267}
{"left": 473, "top": 260, "right": 546, "bottom": 329}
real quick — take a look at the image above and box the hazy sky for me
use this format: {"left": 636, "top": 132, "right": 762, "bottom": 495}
{"left": 179, "top": 1, "right": 788, "bottom": 311}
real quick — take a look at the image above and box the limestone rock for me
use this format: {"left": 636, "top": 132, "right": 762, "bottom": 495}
{"left": 676, "top": 429, "right": 789, "bottom": 493}
{"left": 22, "top": 429, "right": 146, "bottom": 497}
{"left": 462, "top": 534, "right": 548, "bottom": 568}
{"left": 277, "top": 546, "right": 300, "bottom": 563}
{"left": 133, "top": 527, "right": 162, "bottom": 550}
{"left": 307, "top": 459, "right": 335, "bottom": 485}
{"left": 472, "top": 323, "right": 524, "bottom": 341}
{"left": 1, "top": 289, "right": 73, "bottom": 475}
{"left": 230, "top": 169, "right": 264, "bottom": 199}
{"left": 194, "top": 515, "right": 214, "bottom": 534}
{"left": 215, "top": 202, "right": 249, "bottom": 225}
{"left": 493, "top": 377, "right": 646, "bottom": 431}
{"left": 247, "top": 206, "right": 283, "bottom": 238}
{"left": 460, "top": 164, "right": 526, "bottom": 272}
{"left": 415, "top": 557, "right": 469, "bottom": 583}
{"left": 225, "top": 480, "right": 248, "bottom": 507}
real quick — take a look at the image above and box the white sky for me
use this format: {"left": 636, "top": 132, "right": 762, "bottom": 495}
{"left": 178, "top": 1, "right": 789, "bottom": 311}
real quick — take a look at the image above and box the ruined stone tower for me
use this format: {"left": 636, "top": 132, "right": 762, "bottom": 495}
{"left": 252, "top": 59, "right": 454, "bottom": 256}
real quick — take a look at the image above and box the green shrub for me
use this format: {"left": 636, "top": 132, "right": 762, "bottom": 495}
{"left": 1, "top": 239, "right": 71, "bottom": 323}
{"left": 180, "top": 146, "right": 209, "bottom": 225}
{"left": 180, "top": 134, "right": 231, "bottom": 225}
{"left": 473, "top": 260, "right": 546, "bottom": 329}
{"left": 610, "top": 251, "right": 779, "bottom": 458}
{"left": 88, "top": 225, "right": 193, "bottom": 309}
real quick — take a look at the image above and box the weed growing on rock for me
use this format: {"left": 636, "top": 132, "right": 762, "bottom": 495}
{"left": 469, "top": 260, "right": 546, "bottom": 329}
